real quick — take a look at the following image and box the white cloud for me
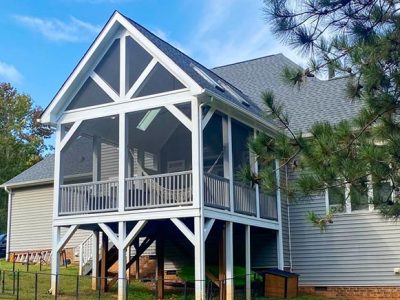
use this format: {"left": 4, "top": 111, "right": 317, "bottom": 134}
{"left": 14, "top": 15, "right": 101, "bottom": 43}
{"left": 182, "top": 0, "right": 307, "bottom": 68}
{"left": 0, "top": 61, "right": 22, "bottom": 84}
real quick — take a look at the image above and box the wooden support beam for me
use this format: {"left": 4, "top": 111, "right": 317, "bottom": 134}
{"left": 60, "top": 120, "right": 83, "bottom": 151}
{"left": 56, "top": 225, "right": 79, "bottom": 252}
{"left": 165, "top": 104, "right": 192, "bottom": 131}
{"left": 156, "top": 235, "right": 164, "bottom": 300}
{"left": 91, "top": 72, "right": 120, "bottom": 101}
{"left": 201, "top": 107, "right": 216, "bottom": 130}
{"left": 123, "top": 220, "right": 147, "bottom": 249}
{"left": 100, "top": 234, "right": 109, "bottom": 292}
{"left": 204, "top": 218, "right": 215, "bottom": 241}
{"left": 126, "top": 58, "right": 157, "bottom": 99}
{"left": 99, "top": 223, "right": 119, "bottom": 248}
{"left": 171, "top": 218, "right": 195, "bottom": 245}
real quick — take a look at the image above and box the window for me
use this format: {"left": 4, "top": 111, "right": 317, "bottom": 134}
{"left": 327, "top": 178, "right": 391, "bottom": 213}
{"left": 327, "top": 186, "right": 346, "bottom": 213}
{"left": 144, "top": 152, "right": 158, "bottom": 171}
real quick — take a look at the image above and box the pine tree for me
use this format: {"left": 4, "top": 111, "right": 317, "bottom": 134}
{"left": 247, "top": 1, "right": 400, "bottom": 227}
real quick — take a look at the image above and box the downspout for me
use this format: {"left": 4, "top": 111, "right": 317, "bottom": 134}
{"left": 4, "top": 186, "right": 12, "bottom": 261}
{"left": 285, "top": 165, "right": 293, "bottom": 271}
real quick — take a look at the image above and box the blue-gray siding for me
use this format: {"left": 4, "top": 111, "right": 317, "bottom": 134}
{"left": 290, "top": 192, "right": 400, "bottom": 286}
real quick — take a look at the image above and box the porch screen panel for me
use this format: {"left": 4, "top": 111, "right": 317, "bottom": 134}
{"left": 134, "top": 63, "right": 185, "bottom": 98}
{"left": 66, "top": 77, "right": 114, "bottom": 111}
{"left": 231, "top": 119, "right": 256, "bottom": 215}
{"left": 231, "top": 120, "right": 252, "bottom": 181}
{"left": 125, "top": 36, "right": 153, "bottom": 92}
{"left": 94, "top": 38, "right": 120, "bottom": 93}
{"left": 203, "top": 113, "right": 223, "bottom": 177}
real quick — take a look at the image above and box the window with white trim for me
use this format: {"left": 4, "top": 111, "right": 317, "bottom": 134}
{"left": 328, "top": 178, "right": 394, "bottom": 213}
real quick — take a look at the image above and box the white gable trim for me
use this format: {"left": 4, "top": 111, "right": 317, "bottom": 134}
{"left": 41, "top": 11, "right": 202, "bottom": 125}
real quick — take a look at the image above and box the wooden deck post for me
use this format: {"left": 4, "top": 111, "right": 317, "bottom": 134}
{"left": 92, "top": 231, "right": 99, "bottom": 290}
{"left": 100, "top": 233, "right": 109, "bottom": 292}
{"left": 156, "top": 235, "right": 164, "bottom": 299}
{"left": 134, "top": 239, "right": 140, "bottom": 280}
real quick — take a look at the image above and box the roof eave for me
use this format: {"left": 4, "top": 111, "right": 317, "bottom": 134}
{"left": 203, "top": 89, "right": 282, "bottom": 136}
{"left": 1, "top": 178, "right": 54, "bottom": 190}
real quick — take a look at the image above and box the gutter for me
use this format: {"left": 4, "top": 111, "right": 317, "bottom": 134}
{"left": 0, "top": 178, "right": 54, "bottom": 190}
{"left": 3, "top": 186, "right": 12, "bottom": 261}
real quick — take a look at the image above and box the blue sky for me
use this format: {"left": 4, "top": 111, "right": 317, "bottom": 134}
{"left": 0, "top": 0, "right": 304, "bottom": 109}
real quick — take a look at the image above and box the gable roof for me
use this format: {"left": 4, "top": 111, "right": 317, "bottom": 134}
{"left": 213, "top": 54, "right": 362, "bottom": 133}
{"left": 41, "top": 11, "right": 268, "bottom": 129}
{"left": 123, "top": 14, "right": 264, "bottom": 119}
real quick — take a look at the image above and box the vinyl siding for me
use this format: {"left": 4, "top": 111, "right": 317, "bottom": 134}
{"left": 101, "top": 142, "right": 119, "bottom": 180}
{"left": 289, "top": 192, "right": 400, "bottom": 286}
{"left": 9, "top": 185, "right": 90, "bottom": 252}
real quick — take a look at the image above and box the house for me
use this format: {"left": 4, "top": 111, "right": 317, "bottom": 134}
{"left": 2, "top": 10, "right": 400, "bottom": 300}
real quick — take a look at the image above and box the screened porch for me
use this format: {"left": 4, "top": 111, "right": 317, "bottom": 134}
{"left": 57, "top": 106, "right": 277, "bottom": 220}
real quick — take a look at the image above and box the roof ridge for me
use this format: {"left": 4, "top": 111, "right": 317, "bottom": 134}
{"left": 212, "top": 53, "right": 284, "bottom": 70}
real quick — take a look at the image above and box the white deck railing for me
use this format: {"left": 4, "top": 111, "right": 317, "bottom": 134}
{"left": 260, "top": 192, "right": 278, "bottom": 220}
{"left": 59, "top": 180, "right": 118, "bottom": 215}
{"left": 233, "top": 182, "right": 257, "bottom": 216}
{"left": 125, "top": 171, "right": 193, "bottom": 209}
{"left": 204, "top": 173, "right": 230, "bottom": 209}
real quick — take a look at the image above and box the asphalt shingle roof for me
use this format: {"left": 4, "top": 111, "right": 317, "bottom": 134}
{"left": 212, "top": 54, "right": 362, "bottom": 133}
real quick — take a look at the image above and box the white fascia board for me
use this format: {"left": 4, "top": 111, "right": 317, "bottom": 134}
{"left": 115, "top": 12, "right": 203, "bottom": 95}
{"left": 1, "top": 178, "right": 54, "bottom": 189}
{"left": 41, "top": 12, "right": 123, "bottom": 125}
{"left": 202, "top": 89, "right": 282, "bottom": 136}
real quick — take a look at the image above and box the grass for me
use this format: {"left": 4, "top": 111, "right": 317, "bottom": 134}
{"left": 0, "top": 260, "right": 336, "bottom": 299}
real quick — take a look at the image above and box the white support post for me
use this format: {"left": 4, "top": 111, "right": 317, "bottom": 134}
{"left": 51, "top": 226, "right": 61, "bottom": 295}
{"left": 225, "top": 221, "right": 234, "bottom": 300}
{"left": 275, "top": 159, "right": 284, "bottom": 270}
{"left": 254, "top": 130, "right": 260, "bottom": 218}
{"left": 92, "top": 231, "right": 99, "bottom": 290}
{"left": 53, "top": 124, "right": 65, "bottom": 220}
{"left": 201, "top": 107, "right": 215, "bottom": 130}
{"left": 119, "top": 113, "right": 127, "bottom": 212}
{"left": 118, "top": 221, "right": 127, "bottom": 300}
{"left": 93, "top": 136, "right": 102, "bottom": 181}
{"left": 227, "top": 117, "right": 234, "bottom": 212}
{"left": 120, "top": 34, "right": 126, "bottom": 98}
{"left": 245, "top": 225, "right": 251, "bottom": 300}
{"left": 194, "top": 216, "right": 205, "bottom": 300}
{"left": 191, "top": 98, "right": 202, "bottom": 209}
